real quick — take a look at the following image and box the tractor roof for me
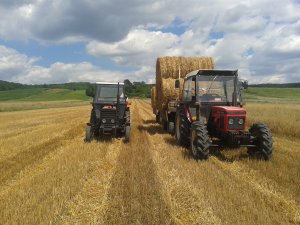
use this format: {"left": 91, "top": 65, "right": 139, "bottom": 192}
{"left": 185, "top": 69, "right": 238, "bottom": 79}
{"left": 95, "top": 82, "right": 125, "bottom": 85}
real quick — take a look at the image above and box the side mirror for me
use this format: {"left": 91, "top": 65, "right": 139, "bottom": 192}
{"left": 242, "top": 80, "right": 248, "bottom": 89}
{"left": 175, "top": 79, "right": 180, "bottom": 88}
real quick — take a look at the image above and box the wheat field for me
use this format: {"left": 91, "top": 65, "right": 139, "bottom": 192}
{"left": 0, "top": 100, "right": 299, "bottom": 225}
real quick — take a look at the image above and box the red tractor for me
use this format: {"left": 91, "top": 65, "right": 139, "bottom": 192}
{"left": 175, "top": 70, "right": 273, "bottom": 160}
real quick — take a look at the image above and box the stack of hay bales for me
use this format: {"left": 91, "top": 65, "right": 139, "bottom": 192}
{"left": 155, "top": 56, "right": 215, "bottom": 111}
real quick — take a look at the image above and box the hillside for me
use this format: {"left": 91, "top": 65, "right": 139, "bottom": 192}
{"left": 0, "top": 80, "right": 90, "bottom": 91}
{"left": 0, "top": 80, "right": 152, "bottom": 99}
{"left": 0, "top": 80, "right": 299, "bottom": 104}
{"left": 249, "top": 83, "right": 300, "bottom": 88}
{"left": 244, "top": 87, "right": 300, "bottom": 101}
{"left": 0, "top": 88, "right": 90, "bottom": 102}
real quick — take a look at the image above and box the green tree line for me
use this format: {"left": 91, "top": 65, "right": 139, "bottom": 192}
{"left": 85, "top": 79, "right": 152, "bottom": 98}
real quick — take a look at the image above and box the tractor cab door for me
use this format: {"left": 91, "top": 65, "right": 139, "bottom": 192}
{"left": 182, "top": 77, "right": 197, "bottom": 121}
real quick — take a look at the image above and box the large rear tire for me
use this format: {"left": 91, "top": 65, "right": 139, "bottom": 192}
{"left": 248, "top": 123, "right": 273, "bottom": 160}
{"left": 175, "top": 106, "right": 190, "bottom": 146}
{"left": 190, "top": 121, "right": 210, "bottom": 159}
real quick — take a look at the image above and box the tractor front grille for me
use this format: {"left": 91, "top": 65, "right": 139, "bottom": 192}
{"left": 228, "top": 117, "right": 244, "bottom": 130}
{"left": 101, "top": 109, "right": 116, "bottom": 128}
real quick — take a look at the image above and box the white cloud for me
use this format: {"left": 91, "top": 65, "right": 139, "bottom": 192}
{"left": 0, "top": 45, "right": 133, "bottom": 84}
{"left": 0, "top": 0, "right": 299, "bottom": 83}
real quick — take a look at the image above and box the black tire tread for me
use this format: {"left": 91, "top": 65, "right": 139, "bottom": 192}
{"left": 85, "top": 125, "right": 92, "bottom": 142}
{"left": 176, "top": 106, "right": 190, "bottom": 146}
{"left": 248, "top": 123, "right": 273, "bottom": 160}
{"left": 191, "top": 121, "right": 210, "bottom": 159}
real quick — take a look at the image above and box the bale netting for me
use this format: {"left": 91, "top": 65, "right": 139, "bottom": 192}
{"left": 151, "top": 86, "right": 156, "bottom": 110}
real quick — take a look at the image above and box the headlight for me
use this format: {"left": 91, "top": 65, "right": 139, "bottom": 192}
{"left": 238, "top": 118, "right": 244, "bottom": 125}
{"left": 111, "top": 119, "right": 115, "bottom": 123}
{"left": 228, "top": 118, "right": 234, "bottom": 125}
{"left": 102, "top": 119, "right": 106, "bottom": 123}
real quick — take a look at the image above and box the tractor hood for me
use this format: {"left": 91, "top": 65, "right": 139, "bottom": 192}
{"left": 211, "top": 106, "right": 246, "bottom": 115}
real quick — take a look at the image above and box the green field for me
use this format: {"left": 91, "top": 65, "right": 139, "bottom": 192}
{"left": 0, "top": 87, "right": 299, "bottom": 112}
{"left": 245, "top": 87, "right": 300, "bottom": 101}
{"left": 0, "top": 88, "right": 91, "bottom": 112}
{"left": 0, "top": 88, "right": 90, "bottom": 102}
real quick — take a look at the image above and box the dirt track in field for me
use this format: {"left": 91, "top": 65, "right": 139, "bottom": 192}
{"left": 0, "top": 100, "right": 299, "bottom": 225}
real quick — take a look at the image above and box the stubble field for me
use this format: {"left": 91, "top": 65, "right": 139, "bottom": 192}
{"left": 0, "top": 99, "right": 299, "bottom": 225}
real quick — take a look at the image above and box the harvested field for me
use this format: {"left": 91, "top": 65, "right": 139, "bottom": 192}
{"left": 0, "top": 100, "right": 299, "bottom": 225}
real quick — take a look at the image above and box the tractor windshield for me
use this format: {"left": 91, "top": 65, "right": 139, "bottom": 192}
{"left": 95, "top": 84, "right": 125, "bottom": 102}
{"left": 196, "top": 75, "right": 241, "bottom": 103}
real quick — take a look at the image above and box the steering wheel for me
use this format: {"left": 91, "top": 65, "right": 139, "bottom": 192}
{"left": 202, "top": 93, "right": 224, "bottom": 101}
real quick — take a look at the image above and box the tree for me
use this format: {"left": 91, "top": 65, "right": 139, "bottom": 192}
{"left": 124, "top": 79, "right": 133, "bottom": 95}
{"left": 85, "top": 84, "right": 95, "bottom": 97}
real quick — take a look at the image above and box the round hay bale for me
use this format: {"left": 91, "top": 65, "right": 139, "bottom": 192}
{"left": 156, "top": 56, "right": 214, "bottom": 80}
{"left": 159, "top": 78, "right": 184, "bottom": 110}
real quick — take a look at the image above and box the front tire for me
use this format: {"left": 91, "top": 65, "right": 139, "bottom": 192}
{"left": 85, "top": 125, "right": 92, "bottom": 142}
{"left": 175, "top": 106, "right": 190, "bottom": 146}
{"left": 248, "top": 123, "right": 273, "bottom": 160}
{"left": 90, "top": 109, "right": 99, "bottom": 137}
{"left": 190, "top": 121, "right": 211, "bottom": 159}
{"left": 125, "top": 125, "right": 131, "bottom": 142}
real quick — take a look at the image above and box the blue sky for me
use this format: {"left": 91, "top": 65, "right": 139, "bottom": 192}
{"left": 0, "top": 0, "right": 299, "bottom": 84}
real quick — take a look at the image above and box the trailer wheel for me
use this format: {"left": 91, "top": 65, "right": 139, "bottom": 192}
{"left": 175, "top": 106, "right": 190, "bottom": 146}
{"left": 85, "top": 125, "right": 92, "bottom": 142}
{"left": 248, "top": 123, "right": 273, "bottom": 160}
{"left": 168, "top": 121, "right": 175, "bottom": 135}
{"left": 162, "top": 120, "right": 168, "bottom": 131}
{"left": 155, "top": 114, "right": 160, "bottom": 123}
{"left": 125, "top": 125, "right": 131, "bottom": 143}
{"left": 190, "top": 121, "right": 210, "bottom": 159}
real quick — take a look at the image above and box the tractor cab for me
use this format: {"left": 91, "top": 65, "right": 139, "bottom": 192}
{"left": 93, "top": 82, "right": 126, "bottom": 104}
{"left": 85, "top": 82, "right": 130, "bottom": 142}
{"left": 177, "top": 70, "right": 247, "bottom": 123}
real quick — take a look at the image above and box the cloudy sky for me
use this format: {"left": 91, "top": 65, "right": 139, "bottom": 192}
{"left": 0, "top": 0, "right": 299, "bottom": 84}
